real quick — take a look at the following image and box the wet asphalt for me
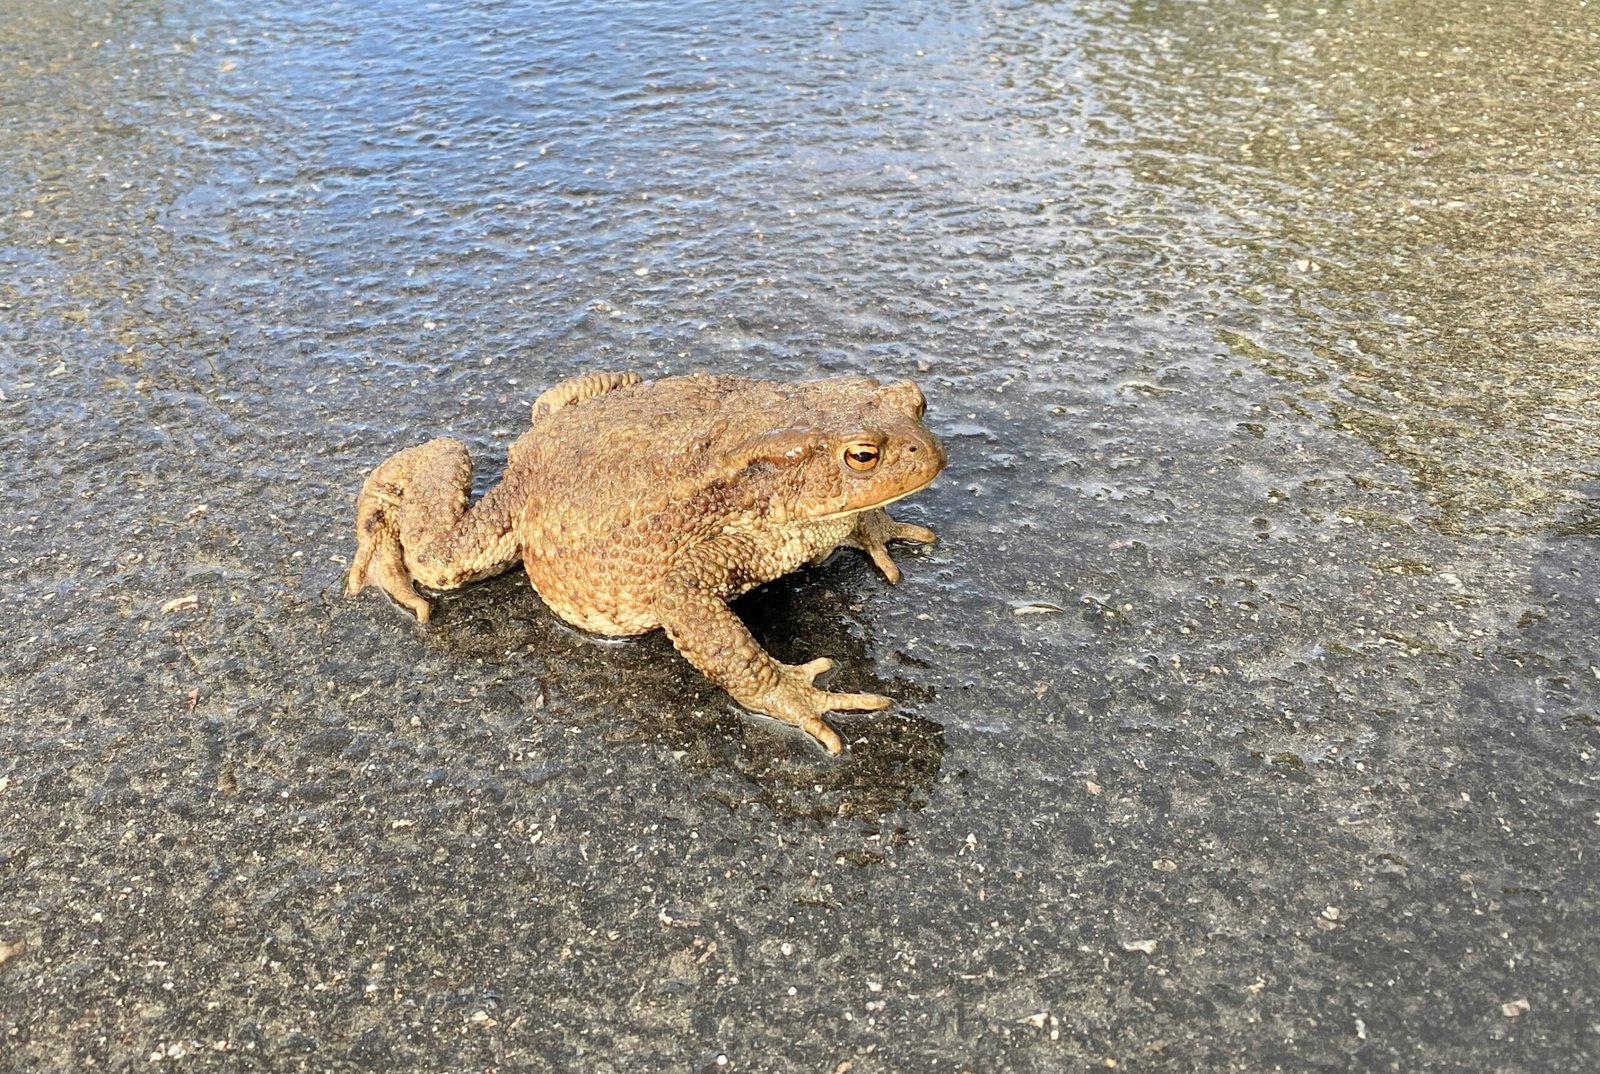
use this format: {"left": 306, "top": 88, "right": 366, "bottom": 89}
{"left": 2, "top": 1, "right": 1597, "bottom": 1071}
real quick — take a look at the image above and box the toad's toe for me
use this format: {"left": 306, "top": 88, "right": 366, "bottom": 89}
{"left": 758, "top": 659, "right": 893, "bottom": 753}
{"left": 347, "top": 497, "right": 435, "bottom": 621}
{"left": 849, "top": 510, "right": 938, "bottom": 584}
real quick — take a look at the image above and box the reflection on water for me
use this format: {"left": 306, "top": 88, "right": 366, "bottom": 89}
{"left": 985, "top": 0, "right": 1598, "bottom": 533}
{"left": 7, "top": 0, "right": 1589, "bottom": 541}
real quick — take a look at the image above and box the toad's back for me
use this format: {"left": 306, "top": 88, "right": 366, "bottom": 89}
{"left": 510, "top": 373, "right": 813, "bottom": 546}
{"left": 511, "top": 373, "right": 913, "bottom": 634}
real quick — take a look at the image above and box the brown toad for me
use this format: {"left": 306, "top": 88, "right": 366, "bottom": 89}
{"left": 345, "top": 371, "right": 945, "bottom": 753}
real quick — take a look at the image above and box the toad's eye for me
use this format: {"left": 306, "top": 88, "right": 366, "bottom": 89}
{"left": 844, "top": 442, "right": 881, "bottom": 472}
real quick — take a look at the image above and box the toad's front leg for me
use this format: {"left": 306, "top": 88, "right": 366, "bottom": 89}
{"left": 840, "top": 508, "right": 938, "bottom": 584}
{"left": 346, "top": 438, "right": 523, "bottom": 622}
{"left": 653, "top": 577, "right": 890, "bottom": 754}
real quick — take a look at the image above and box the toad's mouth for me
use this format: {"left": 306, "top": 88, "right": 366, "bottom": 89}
{"left": 813, "top": 469, "right": 943, "bottom": 521}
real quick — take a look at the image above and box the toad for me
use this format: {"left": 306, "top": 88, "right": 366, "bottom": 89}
{"left": 345, "top": 371, "right": 945, "bottom": 753}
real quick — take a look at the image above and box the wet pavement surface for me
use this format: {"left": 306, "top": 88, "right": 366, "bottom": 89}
{"left": 2, "top": 1, "right": 1597, "bottom": 1070}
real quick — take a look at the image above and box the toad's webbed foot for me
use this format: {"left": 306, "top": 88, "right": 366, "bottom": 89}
{"left": 348, "top": 487, "right": 434, "bottom": 621}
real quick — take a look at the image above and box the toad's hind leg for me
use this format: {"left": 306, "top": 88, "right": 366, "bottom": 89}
{"left": 345, "top": 438, "right": 523, "bottom": 623}
{"left": 530, "top": 370, "right": 641, "bottom": 422}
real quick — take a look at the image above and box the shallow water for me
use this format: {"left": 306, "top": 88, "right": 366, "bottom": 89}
{"left": 2, "top": 1, "right": 1596, "bottom": 1070}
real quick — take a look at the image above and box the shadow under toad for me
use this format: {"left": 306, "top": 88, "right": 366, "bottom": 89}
{"left": 415, "top": 559, "right": 945, "bottom": 821}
